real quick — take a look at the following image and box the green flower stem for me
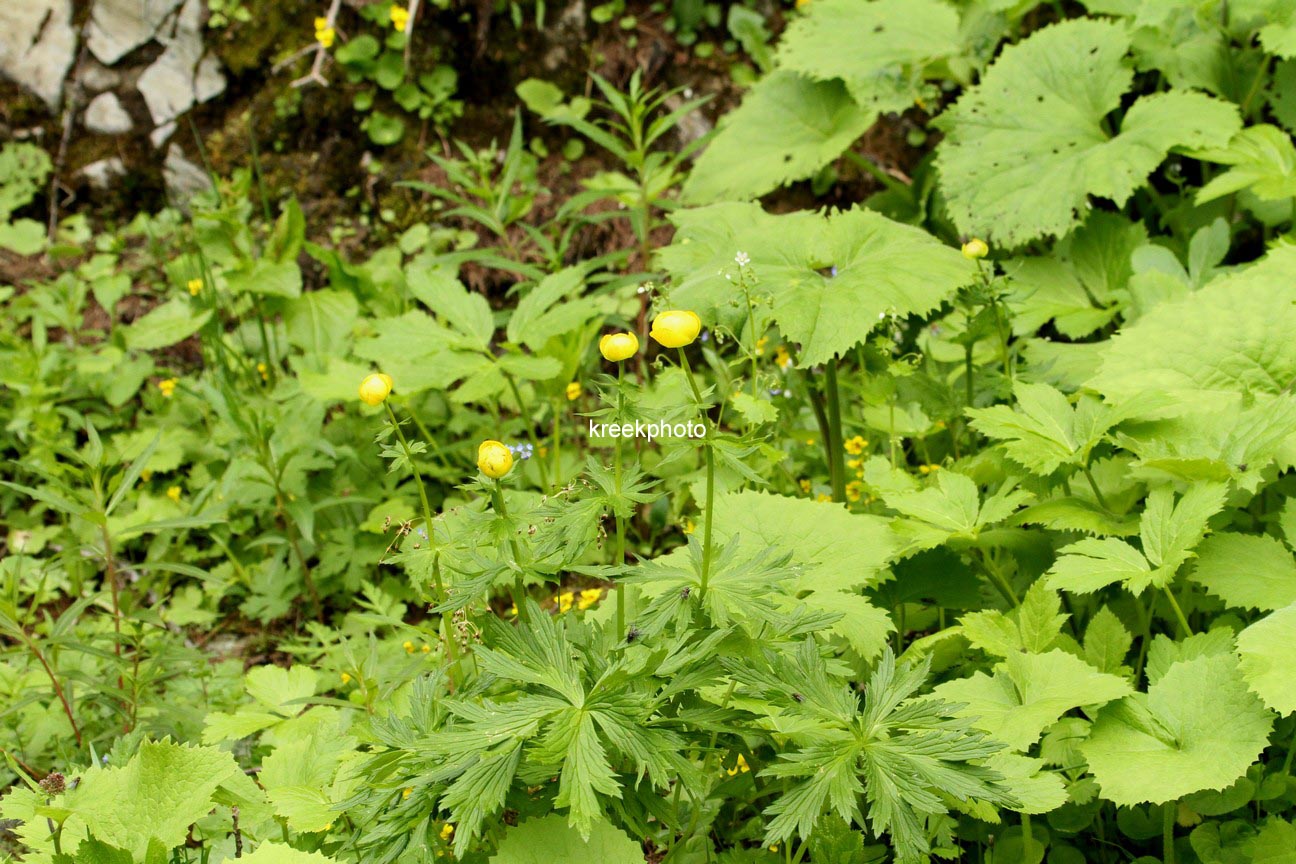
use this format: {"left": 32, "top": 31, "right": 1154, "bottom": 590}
{"left": 1163, "top": 587, "right": 1193, "bottom": 637}
{"left": 384, "top": 401, "right": 443, "bottom": 601}
{"left": 490, "top": 479, "right": 529, "bottom": 625}
{"left": 504, "top": 373, "right": 552, "bottom": 491}
{"left": 678, "top": 349, "right": 715, "bottom": 592}
{"left": 1164, "top": 800, "right": 1176, "bottom": 864}
{"left": 551, "top": 398, "right": 562, "bottom": 487}
{"left": 1082, "top": 464, "right": 1111, "bottom": 512}
{"left": 614, "top": 363, "right": 628, "bottom": 639}
{"left": 824, "top": 362, "right": 846, "bottom": 503}
{"left": 1022, "top": 812, "right": 1037, "bottom": 863}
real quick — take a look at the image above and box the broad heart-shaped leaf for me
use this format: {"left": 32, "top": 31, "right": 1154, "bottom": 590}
{"left": 489, "top": 814, "right": 644, "bottom": 864}
{"left": 1090, "top": 244, "right": 1296, "bottom": 401}
{"left": 1083, "top": 652, "right": 1274, "bottom": 805}
{"left": 935, "top": 18, "right": 1240, "bottom": 247}
{"left": 1237, "top": 602, "right": 1296, "bottom": 715}
{"left": 661, "top": 203, "right": 974, "bottom": 365}
{"left": 930, "top": 649, "right": 1132, "bottom": 751}
{"left": 59, "top": 740, "right": 241, "bottom": 860}
{"left": 681, "top": 72, "right": 875, "bottom": 204}
{"left": 777, "top": 0, "right": 959, "bottom": 108}
{"left": 1190, "top": 533, "right": 1296, "bottom": 611}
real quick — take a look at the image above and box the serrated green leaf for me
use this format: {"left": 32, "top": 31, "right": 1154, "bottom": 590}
{"left": 1190, "top": 533, "right": 1296, "bottom": 611}
{"left": 488, "top": 814, "right": 644, "bottom": 864}
{"left": 1190, "top": 125, "right": 1296, "bottom": 204}
{"left": 1237, "top": 602, "right": 1296, "bottom": 715}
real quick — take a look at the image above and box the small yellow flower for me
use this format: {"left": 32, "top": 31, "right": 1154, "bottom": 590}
{"left": 316, "top": 25, "right": 335, "bottom": 48}
{"left": 649, "top": 310, "right": 702, "bottom": 348}
{"left": 962, "top": 238, "right": 989, "bottom": 260}
{"left": 421, "top": 643, "right": 431, "bottom": 653}
{"left": 359, "top": 372, "right": 393, "bottom": 406}
{"left": 918, "top": 463, "right": 941, "bottom": 474}
{"left": 726, "top": 754, "right": 750, "bottom": 776}
{"left": 340, "top": 672, "right": 351, "bottom": 684}
{"left": 403, "top": 787, "right": 413, "bottom": 799}
{"left": 846, "top": 458, "right": 862, "bottom": 470}
{"left": 166, "top": 486, "right": 182, "bottom": 503}
{"left": 157, "top": 378, "right": 178, "bottom": 397}
{"left": 846, "top": 480, "right": 864, "bottom": 502}
{"left": 557, "top": 591, "right": 575, "bottom": 613}
{"left": 390, "top": 4, "right": 410, "bottom": 30}
{"left": 478, "top": 439, "right": 514, "bottom": 479}
{"left": 804, "top": 437, "right": 816, "bottom": 446}
{"left": 683, "top": 518, "right": 696, "bottom": 535}
{"left": 755, "top": 336, "right": 768, "bottom": 356}
{"left": 440, "top": 823, "right": 455, "bottom": 841}
{"left": 844, "top": 435, "right": 868, "bottom": 455}
{"left": 257, "top": 362, "right": 269, "bottom": 381}
{"left": 798, "top": 479, "right": 811, "bottom": 494}
{"left": 599, "top": 331, "right": 639, "bottom": 362}
{"left": 403, "top": 640, "right": 415, "bottom": 654}
{"left": 775, "top": 345, "right": 792, "bottom": 370}
{"left": 565, "top": 381, "right": 582, "bottom": 401}
{"left": 816, "top": 493, "right": 832, "bottom": 503}
{"left": 187, "top": 278, "right": 202, "bottom": 296}
{"left": 577, "top": 588, "right": 602, "bottom": 610}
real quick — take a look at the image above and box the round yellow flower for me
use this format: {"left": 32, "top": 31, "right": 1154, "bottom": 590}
{"left": 359, "top": 372, "right": 394, "bottom": 406}
{"left": 390, "top": 4, "right": 410, "bottom": 30}
{"left": 961, "top": 238, "right": 989, "bottom": 260}
{"left": 478, "top": 440, "right": 513, "bottom": 478}
{"left": 166, "top": 486, "right": 182, "bottom": 503}
{"left": 565, "top": 381, "right": 582, "bottom": 401}
{"left": 316, "top": 25, "right": 335, "bottom": 48}
{"left": 187, "top": 278, "right": 202, "bottom": 296}
{"left": 649, "top": 310, "right": 702, "bottom": 348}
{"left": 599, "top": 331, "right": 639, "bottom": 362}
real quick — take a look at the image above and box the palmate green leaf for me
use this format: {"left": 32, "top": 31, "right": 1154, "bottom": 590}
{"left": 60, "top": 740, "right": 241, "bottom": 860}
{"left": 777, "top": 0, "right": 960, "bottom": 108}
{"left": 935, "top": 18, "right": 1240, "bottom": 246}
{"left": 681, "top": 72, "right": 874, "bottom": 204}
{"left": 1082, "top": 652, "right": 1274, "bottom": 805}
{"left": 489, "top": 814, "right": 644, "bottom": 864}
{"left": 877, "top": 470, "right": 1032, "bottom": 556}
{"left": 967, "top": 382, "right": 1124, "bottom": 475}
{"left": 1237, "top": 602, "right": 1296, "bottom": 715}
{"left": 1190, "top": 533, "right": 1296, "bottom": 611}
{"left": 930, "top": 650, "right": 1132, "bottom": 751}
{"left": 959, "top": 582, "right": 1069, "bottom": 657}
{"left": 1047, "top": 483, "right": 1226, "bottom": 594}
{"left": 1190, "top": 125, "right": 1296, "bottom": 204}
{"left": 661, "top": 203, "right": 974, "bottom": 365}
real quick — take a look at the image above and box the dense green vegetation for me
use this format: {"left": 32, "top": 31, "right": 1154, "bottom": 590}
{"left": 4, "top": 1, "right": 1296, "bottom": 863}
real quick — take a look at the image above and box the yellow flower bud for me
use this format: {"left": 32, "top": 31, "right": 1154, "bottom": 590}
{"left": 649, "top": 310, "right": 702, "bottom": 349}
{"left": 478, "top": 440, "right": 513, "bottom": 478}
{"left": 359, "top": 372, "right": 393, "bottom": 406}
{"left": 599, "top": 331, "right": 639, "bottom": 362}
{"left": 962, "top": 238, "right": 989, "bottom": 260}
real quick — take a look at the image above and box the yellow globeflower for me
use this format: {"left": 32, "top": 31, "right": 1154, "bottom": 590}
{"left": 565, "top": 381, "right": 582, "bottom": 401}
{"left": 599, "top": 331, "right": 639, "bottom": 362}
{"left": 962, "top": 238, "right": 989, "bottom": 260}
{"left": 390, "top": 4, "right": 410, "bottom": 30}
{"left": 359, "top": 372, "right": 394, "bottom": 406}
{"left": 649, "top": 310, "right": 702, "bottom": 348}
{"left": 478, "top": 440, "right": 513, "bottom": 478}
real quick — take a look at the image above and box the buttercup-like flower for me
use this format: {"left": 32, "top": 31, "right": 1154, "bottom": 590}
{"left": 478, "top": 440, "right": 513, "bottom": 478}
{"left": 359, "top": 372, "right": 393, "bottom": 406}
{"left": 566, "top": 381, "right": 582, "bottom": 401}
{"left": 157, "top": 378, "right": 178, "bottom": 397}
{"left": 599, "top": 331, "right": 639, "bottom": 362}
{"left": 844, "top": 435, "right": 868, "bottom": 455}
{"left": 962, "top": 238, "right": 989, "bottom": 260}
{"left": 315, "top": 20, "right": 335, "bottom": 48}
{"left": 390, "top": 5, "right": 410, "bottom": 30}
{"left": 650, "top": 310, "right": 702, "bottom": 348}
{"left": 577, "top": 588, "right": 602, "bottom": 610}
{"left": 187, "top": 278, "right": 202, "bottom": 296}
{"left": 166, "top": 486, "right": 182, "bottom": 503}
{"left": 440, "top": 824, "right": 455, "bottom": 841}
{"left": 557, "top": 591, "right": 575, "bottom": 613}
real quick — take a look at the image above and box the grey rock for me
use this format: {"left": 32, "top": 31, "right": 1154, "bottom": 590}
{"left": 78, "top": 61, "right": 122, "bottom": 93}
{"left": 81, "top": 157, "right": 127, "bottom": 188}
{"left": 0, "top": 0, "right": 77, "bottom": 110}
{"left": 137, "top": 0, "right": 224, "bottom": 126}
{"left": 86, "top": 0, "right": 184, "bottom": 65}
{"left": 84, "top": 92, "right": 133, "bottom": 134}
{"left": 194, "top": 52, "right": 226, "bottom": 103}
{"left": 163, "top": 143, "right": 211, "bottom": 202}
{"left": 150, "top": 120, "right": 176, "bottom": 148}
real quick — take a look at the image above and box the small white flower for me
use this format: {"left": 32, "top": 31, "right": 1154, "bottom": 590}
{"left": 735, "top": 251, "right": 750, "bottom": 267}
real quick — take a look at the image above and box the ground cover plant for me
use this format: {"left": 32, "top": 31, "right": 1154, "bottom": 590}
{"left": 3, "top": 1, "right": 1296, "bottom": 863}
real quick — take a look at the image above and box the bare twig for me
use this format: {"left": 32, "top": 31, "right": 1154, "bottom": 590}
{"left": 292, "top": 0, "right": 343, "bottom": 89}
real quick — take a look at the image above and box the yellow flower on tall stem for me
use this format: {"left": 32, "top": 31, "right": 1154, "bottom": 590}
{"left": 649, "top": 310, "right": 701, "bottom": 348}
{"left": 478, "top": 440, "right": 514, "bottom": 479}
{"left": 599, "top": 331, "right": 639, "bottom": 362}
{"left": 359, "top": 373, "right": 393, "bottom": 406}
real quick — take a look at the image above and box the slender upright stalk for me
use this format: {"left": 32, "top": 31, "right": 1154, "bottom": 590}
{"left": 824, "top": 362, "right": 846, "bottom": 502}
{"left": 490, "top": 479, "right": 529, "bottom": 624}
{"left": 1163, "top": 587, "right": 1193, "bottom": 637}
{"left": 613, "top": 364, "right": 628, "bottom": 638}
{"left": 505, "top": 374, "right": 551, "bottom": 491}
{"left": 678, "top": 350, "right": 715, "bottom": 592}
{"left": 1163, "top": 801, "right": 1176, "bottom": 864}
{"left": 384, "top": 402, "right": 444, "bottom": 600}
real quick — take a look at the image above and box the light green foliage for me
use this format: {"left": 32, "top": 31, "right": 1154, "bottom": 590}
{"left": 1191, "top": 125, "right": 1296, "bottom": 203}
{"left": 1190, "top": 533, "right": 1296, "bottom": 610}
{"left": 936, "top": 19, "right": 1239, "bottom": 246}
{"left": 1082, "top": 652, "right": 1274, "bottom": 804}
{"left": 1236, "top": 602, "right": 1296, "bottom": 715}
{"left": 660, "top": 202, "right": 974, "bottom": 364}
{"left": 967, "top": 381, "right": 1121, "bottom": 475}
{"left": 489, "top": 814, "right": 644, "bottom": 864}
